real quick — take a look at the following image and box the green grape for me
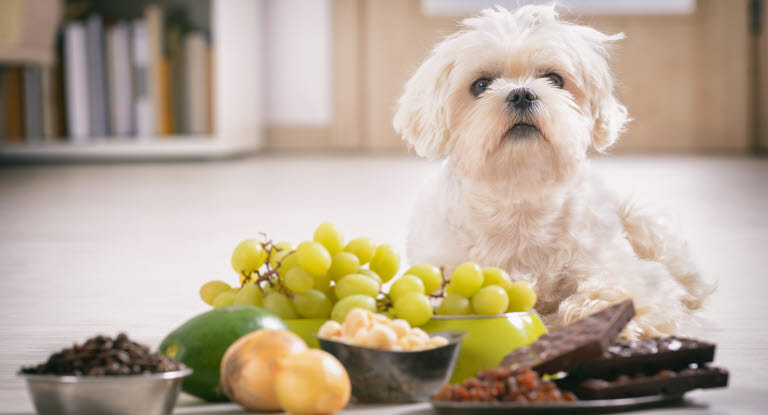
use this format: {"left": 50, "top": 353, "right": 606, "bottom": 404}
{"left": 331, "top": 294, "right": 376, "bottom": 322}
{"left": 277, "top": 253, "right": 299, "bottom": 278}
{"left": 313, "top": 222, "right": 344, "bottom": 255}
{"left": 231, "top": 239, "right": 268, "bottom": 275}
{"left": 325, "top": 284, "right": 338, "bottom": 304}
{"left": 389, "top": 274, "right": 425, "bottom": 303}
{"left": 506, "top": 280, "right": 537, "bottom": 312}
{"left": 344, "top": 237, "right": 376, "bottom": 264}
{"left": 263, "top": 292, "right": 300, "bottom": 319}
{"left": 327, "top": 252, "right": 361, "bottom": 281}
{"left": 284, "top": 267, "right": 314, "bottom": 293}
{"left": 449, "top": 262, "right": 483, "bottom": 298}
{"left": 313, "top": 272, "right": 332, "bottom": 293}
{"left": 295, "top": 241, "right": 332, "bottom": 276}
{"left": 471, "top": 285, "right": 509, "bottom": 315}
{"left": 405, "top": 263, "right": 443, "bottom": 294}
{"left": 200, "top": 280, "right": 232, "bottom": 305}
{"left": 212, "top": 290, "right": 236, "bottom": 308}
{"left": 356, "top": 268, "right": 382, "bottom": 285}
{"left": 269, "top": 249, "right": 293, "bottom": 269}
{"left": 335, "top": 273, "right": 380, "bottom": 299}
{"left": 262, "top": 283, "right": 282, "bottom": 296}
{"left": 233, "top": 282, "right": 264, "bottom": 306}
{"left": 393, "top": 292, "right": 433, "bottom": 327}
{"left": 436, "top": 294, "right": 471, "bottom": 315}
{"left": 274, "top": 240, "right": 293, "bottom": 252}
{"left": 482, "top": 267, "right": 513, "bottom": 290}
{"left": 293, "top": 289, "right": 333, "bottom": 319}
{"left": 369, "top": 244, "right": 400, "bottom": 282}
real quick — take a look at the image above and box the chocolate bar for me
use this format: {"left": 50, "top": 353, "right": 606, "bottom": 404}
{"left": 501, "top": 299, "right": 635, "bottom": 374}
{"left": 573, "top": 336, "right": 716, "bottom": 379}
{"left": 572, "top": 366, "right": 729, "bottom": 400}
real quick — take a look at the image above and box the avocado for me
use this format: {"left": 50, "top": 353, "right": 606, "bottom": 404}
{"left": 159, "top": 305, "right": 286, "bottom": 401}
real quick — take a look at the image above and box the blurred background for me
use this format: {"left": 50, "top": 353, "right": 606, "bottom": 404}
{"left": 0, "top": 0, "right": 766, "bottom": 158}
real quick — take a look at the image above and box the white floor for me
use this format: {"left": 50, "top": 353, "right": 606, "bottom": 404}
{"left": 1, "top": 155, "right": 767, "bottom": 414}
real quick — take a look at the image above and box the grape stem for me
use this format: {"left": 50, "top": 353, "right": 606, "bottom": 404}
{"left": 377, "top": 293, "right": 394, "bottom": 312}
{"left": 238, "top": 238, "right": 294, "bottom": 299}
{"left": 429, "top": 266, "right": 449, "bottom": 299}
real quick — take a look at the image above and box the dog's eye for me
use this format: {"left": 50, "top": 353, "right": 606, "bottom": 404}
{"left": 471, "top": 78, "right": 493, "bottom": 97}
{"left": 543, "top": 72, "right": 564, "bottom": 89}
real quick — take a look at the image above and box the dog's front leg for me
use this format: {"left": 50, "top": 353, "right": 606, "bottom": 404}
{"left": 554, "top": 258, "right": 692, "bottom": 340}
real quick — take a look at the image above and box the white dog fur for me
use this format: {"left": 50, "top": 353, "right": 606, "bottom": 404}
{"left": 394, "top": 5, "right": 714, "bottom": 339}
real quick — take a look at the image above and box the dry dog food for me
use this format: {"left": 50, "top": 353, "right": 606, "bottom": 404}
{"left": 20, "top": 333, "right": 184, "bottom": 376}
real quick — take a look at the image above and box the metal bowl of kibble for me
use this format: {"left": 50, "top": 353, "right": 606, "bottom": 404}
{"left": 19, "top": 333, "right": 192, "bottom": 415}
{"left": 318, "top": 330, "right": 465, "bottom": 403}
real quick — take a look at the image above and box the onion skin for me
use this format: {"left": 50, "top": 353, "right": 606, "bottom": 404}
{"left": 220, "top": 329, "right": 307, "bottom": 411}
{"left": 275, "top": 349, "right": 351, "bottom": 415}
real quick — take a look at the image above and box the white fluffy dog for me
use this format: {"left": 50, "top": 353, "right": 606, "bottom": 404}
{"left": 394, "top": 5, "right": 713, "bottom": 339}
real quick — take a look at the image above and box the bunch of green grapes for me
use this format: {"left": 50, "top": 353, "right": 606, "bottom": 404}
{"left": 199, "top": 222, "right": 401, "bottom": 323}
{"left": 199, "top": 222, "right": 537, "bottom": 328}
{"left": 381, "top": 261, "right": 537, "bottom": 326}
{"left": 435, "top": 263, "right": 538, "bottom": 316}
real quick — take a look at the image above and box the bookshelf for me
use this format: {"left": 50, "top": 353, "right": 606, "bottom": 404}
{"left": 0, "top": 0, "right": 263, "bottom": 162}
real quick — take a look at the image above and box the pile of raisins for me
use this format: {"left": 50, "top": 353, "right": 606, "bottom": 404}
{"left": 432, "top": 366, "right": 577, "bottom": 402}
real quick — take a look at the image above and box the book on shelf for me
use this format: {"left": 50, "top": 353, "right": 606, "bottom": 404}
{"left": 184, "top": 32, "right": 210, "bottom": 135}
{"left": 63, "top": 21, "right": 89, "bottom": 141}
{"left": 166, "top": 13, "right": 186, "bottom": 135}
{"left": 22, "top": 66, "right": 43, "bottom": 141}
{"left": 1, "top": 67, "right": 24, "bottom": 141}
{"left": 131, "top": 19, "right": 153, "bottom": 138}
{"left": 106, "top": 21, "right": 133, "bottom": 136}
{"left": 1, "top": 3, "right": 214, "bottom": 144}
{"left": 85, "top": 14, "right": 109, "bottom": 137}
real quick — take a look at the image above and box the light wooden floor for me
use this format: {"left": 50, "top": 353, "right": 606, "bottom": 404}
{"left": 1, "top": 155, "right": 767, "bottom": 414}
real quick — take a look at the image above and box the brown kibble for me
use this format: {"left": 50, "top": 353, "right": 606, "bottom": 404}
{"left": 19, "top": 333, "right": 184, "bottom": 376}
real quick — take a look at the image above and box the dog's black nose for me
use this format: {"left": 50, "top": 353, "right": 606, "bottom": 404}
{"left": 507, "top": 88, "right": 538, "bottom": 110}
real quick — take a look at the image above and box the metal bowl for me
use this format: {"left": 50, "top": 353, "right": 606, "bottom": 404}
{"left": 19, "top": 369, "right": 192, "bottom": 415}
{"left": 318, "top": 330, "right": 465, "bottom": 403}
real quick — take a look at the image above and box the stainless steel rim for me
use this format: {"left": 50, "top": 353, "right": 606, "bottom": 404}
{"left": 18, "top": 368, "right": 192, "bottom": 383}
{"left": 430, "top": 310, "right": 537, "bottom": 320}
{"left": 317, "top": 330, "right": 467, "bottom": 353}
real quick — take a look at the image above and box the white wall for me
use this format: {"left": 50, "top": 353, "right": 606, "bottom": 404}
{"left": 263, "top": 0, "right": 332, "bottom": 126}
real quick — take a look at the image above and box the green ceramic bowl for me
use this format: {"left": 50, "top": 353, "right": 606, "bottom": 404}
{"left": 284, "top": 318, "right": 327, "bottom": 348}
{"left": 421, "top": 310, "right": 547, "bottom": 383}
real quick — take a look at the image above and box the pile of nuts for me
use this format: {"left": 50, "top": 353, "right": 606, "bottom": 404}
{"left": 318, "top": 308, "right": 448, "bottom": 351}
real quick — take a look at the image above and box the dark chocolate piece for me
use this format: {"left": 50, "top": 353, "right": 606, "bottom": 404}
{"left": 573, "top": 366, "right": 729, "bottom": 400}
{"left": 573, "top": 336, "right": 716, "bottom": 379}
{"left": 501, "top": 299, "right": 636, "bottom": 375}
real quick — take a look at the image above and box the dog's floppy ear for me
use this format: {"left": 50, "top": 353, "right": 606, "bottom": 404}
{"left": 591, "top": 91, "right": 629, "bottom": 152}
{"left": 393, "top": 49, "right": 456, "bottom": 158}
{"left": 583, "top": 32, "right": 630, "bottom": 152}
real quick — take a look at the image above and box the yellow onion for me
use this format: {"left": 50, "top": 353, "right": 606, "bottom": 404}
{"left": 275, "top": 349, "right": 351, "bottom": 415}
{"left": 220, "top": 329, "right": 307, "bottom": 411}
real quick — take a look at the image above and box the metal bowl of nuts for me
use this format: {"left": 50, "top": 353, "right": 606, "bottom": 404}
{"left": 19, "top": 333, "right": 192, "bottom": 415}
{"left": 316, "top": 309, "right": 465, "bottom": 403}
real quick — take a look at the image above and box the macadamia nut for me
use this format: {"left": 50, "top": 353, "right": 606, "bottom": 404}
{"left": 318, "top": 308, "right": 450, "bottom": 351}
